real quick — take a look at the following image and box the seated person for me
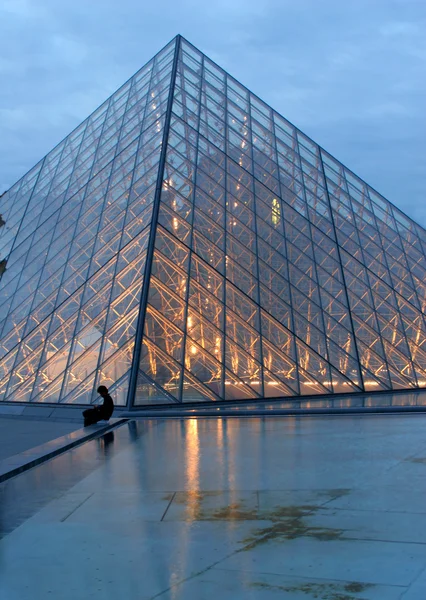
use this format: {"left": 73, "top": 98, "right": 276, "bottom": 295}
{"left": 83, "top": 385, "right": 114, "bottom": 427}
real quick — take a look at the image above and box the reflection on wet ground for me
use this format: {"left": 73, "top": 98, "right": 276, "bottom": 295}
{"left": 0, "top": 417, "right": 80, "bottom": 461}
{"left": 2, "top": 415, "right": 426, "bottom": 599}
{"left": 0, "top": 420, "right": 154, "bottom": 538}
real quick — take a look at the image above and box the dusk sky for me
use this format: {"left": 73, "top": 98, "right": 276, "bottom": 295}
{"left": 1, "top": 0, "right": 425, "bottom": 225}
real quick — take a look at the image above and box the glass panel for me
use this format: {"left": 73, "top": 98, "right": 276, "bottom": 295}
{"left": 263, "top": 368, "right": 294, "bottom": 397}
{"left": 296, "top": 340, "right": 332, "bottom": 392}
{"left": 261, "top": 312, "right": 295, "bottom": 359}
{"left": 181, "top": 370, "right": 220, "bottom": 403}
{"left": 147, "top": 276, "right": 186, "bottom": 330}
{"left": 187, "top": 308, "right": 223, "bottom": 359}
{"left": 63, "top": 372, "right": 96, "bottom": 406}
{"left": 97, "top": 338, "right": 136, "bottom": 395}
{"left": 140, "top": 337, "right": 181, "bottom": 400}
{"left": 330, "top": 367, "right": 361, "bottom": 394}
{"left": 184, "top": 338, "right": 222, "bottom": 397}
{"left": 262, "top": 339, "right": 299, "bottom": 394}
{"left": 226, "top": 312, "right": 261, "bottom": 361}
{"left": 135, "top": 369, "right": 177, "bottom": 405}
{"left": 150, "top": 250, "right": 188, "bottom": 299}
{"left": 225, "top": 339, "right": 262, "bottom": 390}
{"left": 192, "top": 229, "right": 224, "bottom": 273}
{"left": 298, "top": 366, "right": 330, "bottom": 395}
{"left": 357, "top": 340, "right": 391, "bottom": 389}
{"left": 361, "top": 367, "right": 390, "bottom": 391}
{"left": 259, "top": 285, "right": 292, "bottom": 331}
{"left": 62, "top": 338, "right": 102, "bottom": 398}
{"left": 224, "top": 368, "right": 260, "bottom": 401}
{"left": 144, "top": 304, "right": 184, "bottom": 362}
{"left": 0, "top": 348, "right": 18, "bottom": 401}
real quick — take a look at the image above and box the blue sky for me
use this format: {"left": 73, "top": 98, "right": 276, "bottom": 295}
{"left": 1, "top": 0, "right": 425, "bottom": 225}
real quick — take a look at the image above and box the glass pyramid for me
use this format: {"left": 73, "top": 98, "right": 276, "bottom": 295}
{"left": 1, "top": 35, "right": 426, "bottom": 409}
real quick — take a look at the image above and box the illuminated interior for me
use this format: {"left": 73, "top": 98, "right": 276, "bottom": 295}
{"left": 1, "top": 36, "right": 426, "bottom": 408}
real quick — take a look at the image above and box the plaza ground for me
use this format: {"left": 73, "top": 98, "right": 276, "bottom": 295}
{"left": 1, "top": 413, "right": 426, "bottom": 599}
{"left": 0, "top": 416, "right": 80, "bottom": 461}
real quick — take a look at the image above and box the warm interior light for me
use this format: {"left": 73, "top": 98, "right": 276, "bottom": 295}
{"left": 7, "top": 70, "right": 426, "bottom": 409}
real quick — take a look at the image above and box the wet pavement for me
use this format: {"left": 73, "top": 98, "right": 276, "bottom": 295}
{"left": 1, "top": 414, "right": 426, "bottom": 599}
{"left": 0, "top": 417, "right": 81, "bottom": 461}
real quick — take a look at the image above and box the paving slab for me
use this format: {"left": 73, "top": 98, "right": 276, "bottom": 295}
{"left": 0, "top": 416, "right": 80, "bottom": 461}
{"left": 0, "top": 418, "right": 125, "bottom": 482}
{"left": 305, "top": 507, "right": 426, "bottom": 544}
{"left": 155, "top": 568, "right": 405, "bottom": 599}
{"left": 1, "top": 414, "right": 426, "bottom": 599}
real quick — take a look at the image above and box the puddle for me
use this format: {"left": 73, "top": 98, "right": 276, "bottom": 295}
{"left": 240, "top": 513, "right": 344, "bottom": 551}
{"left": 167, "top": 491, "right": 348, "bottom": 547}
{"left": 406, "top": 458, "right": 426, "bottom": 464}
{"left": 317, "top": 489, "right": 352, "bottom": 499}
{"left": 172, "top": 491, "right": 321, "bottom": 522}
{"left": 250, "top": 580, "right": 374, "bottom": 599}
{"left": 161, "top": 494, "right": 174, "bottom": 502}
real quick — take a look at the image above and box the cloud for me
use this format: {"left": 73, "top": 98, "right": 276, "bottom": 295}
{"left": 363, "top": 101, "right": 411, "bottom": 118}
{"left": 379, "top": 21, "right": 420, "bottom": 36}
{"left": 1, "top": 0, "right": 36, "bottom": 16}
{"left": 0, "top": 0, "right": 425, "bottom": 228}
{"left": 49, "top": 35, "right": 89, "bottom": 65}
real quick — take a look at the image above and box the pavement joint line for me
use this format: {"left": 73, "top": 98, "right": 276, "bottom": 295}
{"left": 149, "top": 545, "right": 242, "bottom": 600}
{"left": 319, "top": 506, "right": 426, "bottom": 516}
{"left": 209, "top": 566, "right": 410, "bottom": 589}
{"left": 0, "top": 418, "right": 128, "bottom": 483}
{"left": 330, "top": 536, "right": 426, "bottom": 546}
{"left": 401, "top": 564, "right": 426, "bottom": 598}
{"left": 60, "top": 492, "right": 95, "bottom": 522}
{"left": 160, "top": 491, "right": 176, "bottom": 522}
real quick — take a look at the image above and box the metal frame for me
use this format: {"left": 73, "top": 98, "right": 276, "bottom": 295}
{"left": 126, "top": 35, "right": 181, "bottom": 409}
{"left": 176, "top": 46, "right": 205, "bottom": 403}
{"left": 318, "top": 150, "right": 364, "bottom": 389}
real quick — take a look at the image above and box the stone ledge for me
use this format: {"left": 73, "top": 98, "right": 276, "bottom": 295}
{"left": 0, "top": 403, "right": 126, "bottom": 422}
{"left": 122, "top": 405, "right": 426, "bottom": 418}
{"left": 0, "top": 418, "right": 127, "bottom": 483}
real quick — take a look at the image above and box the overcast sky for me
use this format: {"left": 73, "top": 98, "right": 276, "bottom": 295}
{"left": 1, "top": 0, "right": 425, "bottom": 226}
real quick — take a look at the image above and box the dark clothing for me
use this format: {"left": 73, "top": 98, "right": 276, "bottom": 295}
{"left": 83, "top": 394, "right": 114, "bottom": 426}
{"left": 98, "top": 393, "right": 114, "bottom": 420}
{"left": 83, "top": 407, "right": 102, "bottom": 426}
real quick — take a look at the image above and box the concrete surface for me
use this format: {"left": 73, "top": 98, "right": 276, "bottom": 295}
{"left": 0, "top": 416, "right": 81, "bottom": 461}
{"left": 1, "top": 414, "right": 426, "bottom": 599}
{"left": 0, "top": 418, "right": 126, "bottom": 483}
